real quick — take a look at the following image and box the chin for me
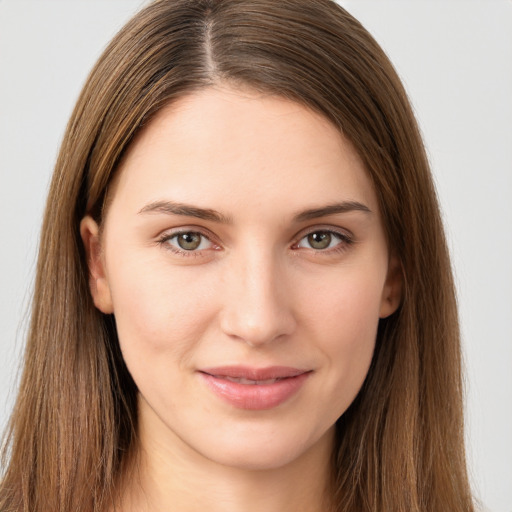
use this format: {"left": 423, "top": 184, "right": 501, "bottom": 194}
{"left": 195, "top": 424, "right": 335, "bottom": 472}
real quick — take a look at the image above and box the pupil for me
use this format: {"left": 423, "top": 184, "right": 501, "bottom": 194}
{"left": 178, "top": 232, "right": 201, "bottom": 250}
{"left": 308, "top": 232, "right": 331, "bottom": 249}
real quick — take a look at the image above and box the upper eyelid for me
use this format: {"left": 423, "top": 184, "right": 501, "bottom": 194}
{"left": 158, "top": 226, "right": 217, "bottom": 241}
{"left": 293, "top": 225, "right": 354, "bottom": 241}
{"left": 156, "top": 229, "right": 218, "bottom": 255}
{"left": 156, "top": 225, "right": 354, "bottom": 248}
{"left": 157, "top": 230, "right": 217, "bottom": 257}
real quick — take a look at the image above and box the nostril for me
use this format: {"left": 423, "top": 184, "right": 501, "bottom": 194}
{"left": 218, "top": 257, "right": 297, "bottom": 345}
{"left": 220, "top": 309, "right": 296, "bottom": 347}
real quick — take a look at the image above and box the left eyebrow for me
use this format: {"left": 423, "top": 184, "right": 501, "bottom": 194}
{"left": 293, "top": 201, "right": 372, "bottom": 222}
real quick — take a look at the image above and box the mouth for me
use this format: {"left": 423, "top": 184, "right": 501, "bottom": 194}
{"left": 198, "top": 366, "right": 311, "bottom": 410}
{"left": 218, "top": 376, "right": 286, "bottom": 385}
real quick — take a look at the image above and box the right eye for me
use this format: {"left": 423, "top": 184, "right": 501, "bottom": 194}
{"left": 160, "top": 231, "right": 214, "bottom": 254}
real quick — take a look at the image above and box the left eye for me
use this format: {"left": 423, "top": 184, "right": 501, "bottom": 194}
{"left": 166, "top": 231, "right": 213, "bottom": 251}
{"left": 296, "top": 231, "right": 345, "bottom": 250}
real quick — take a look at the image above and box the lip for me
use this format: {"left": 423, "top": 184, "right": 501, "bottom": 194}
{"left": 198, "top": 366, "right": 311, "bottom": 410}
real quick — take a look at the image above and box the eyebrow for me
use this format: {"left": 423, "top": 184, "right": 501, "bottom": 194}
{"left": 138, "top": 199, "right": 371, "bottom": 224}
{"left": 138, "top": 200, "right": 232, "bottom": 224}
{"left": 293, "top": 201, "right": 372, "bottom": 222}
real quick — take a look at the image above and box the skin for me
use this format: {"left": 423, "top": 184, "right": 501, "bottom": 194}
{"left": 81, "top": 85, "right": 401, "bottom": 512}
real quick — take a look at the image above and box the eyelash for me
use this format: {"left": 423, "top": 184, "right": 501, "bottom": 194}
{"left": 157, "top": 228, "right": 354, "bottom": 257}
{"left": 293, "top": 228, "right": 354, "bottom": 254}
{"left": 157, "top": 230, "right": 218, "bottom": 258}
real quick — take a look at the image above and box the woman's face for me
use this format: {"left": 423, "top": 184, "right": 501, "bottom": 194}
{"left": 82, "top": 85, "right": 400, "bottom": 471}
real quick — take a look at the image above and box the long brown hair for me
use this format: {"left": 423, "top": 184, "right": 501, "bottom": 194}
{"left": 0, "top": 1, "right": 474, "bottom": 510}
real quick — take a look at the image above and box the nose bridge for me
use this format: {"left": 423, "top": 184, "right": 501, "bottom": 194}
{"left": 220, "top": 242, "right": 296, "bottom": 346}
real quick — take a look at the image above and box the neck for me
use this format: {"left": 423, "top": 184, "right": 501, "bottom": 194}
{"left": 117, "top": 400, "right": 335, "bottom": 512}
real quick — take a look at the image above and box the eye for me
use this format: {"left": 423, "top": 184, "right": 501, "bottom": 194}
{"left": 161, "top": 231, "right": 214, "bottom": 252}
{"left": 296, "top": 230, "right": 350, "bottom": 251}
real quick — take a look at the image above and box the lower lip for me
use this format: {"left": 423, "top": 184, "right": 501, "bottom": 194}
{"left": 199, "top": 372, "right": 310, "bottom": 410}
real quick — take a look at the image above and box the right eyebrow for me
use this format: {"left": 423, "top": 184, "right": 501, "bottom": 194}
{"left": 138, "top": 200, "right": 233, "bottom": 224}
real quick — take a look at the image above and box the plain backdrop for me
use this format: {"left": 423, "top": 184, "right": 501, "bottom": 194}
{"left": 0, "top": 1, "right": 511, "bottom": 511}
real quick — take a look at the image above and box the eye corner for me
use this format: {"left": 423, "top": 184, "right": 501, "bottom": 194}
{"left": 291, "top": 227, "right": 355, "bottom": 255}
{"left": 157, "top": 228, "right": 222, "bottom": 257}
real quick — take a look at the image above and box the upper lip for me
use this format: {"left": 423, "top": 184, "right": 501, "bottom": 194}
{"left": 199, "top": 366, "right": 310, "bottom": 380}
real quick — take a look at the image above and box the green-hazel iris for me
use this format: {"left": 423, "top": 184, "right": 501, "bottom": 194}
{"left": 308, "top": 232, "right": 332, "bottom": 250}
{"left": 177, "top": 232, "right": 202, "bottom": 250}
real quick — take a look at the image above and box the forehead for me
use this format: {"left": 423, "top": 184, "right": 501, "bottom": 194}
{"left": 109, "top": 85, "right": 378, "bottom": 219}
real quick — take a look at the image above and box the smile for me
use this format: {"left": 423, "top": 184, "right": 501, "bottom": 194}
{"left": 222, "top": 376, "right": 284, "bottom": 385}
{"left": 198, "top": 366, "right": 311, "bottom": 410}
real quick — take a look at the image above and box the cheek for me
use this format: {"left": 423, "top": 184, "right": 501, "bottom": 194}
{"left": 106, "top": 253, "right": 217, "bottom": 366}
{"left": 320, "top": 290, "right": 379, "bottom": 379}
{"left": 303, "top": 263, "right": 385, "bottom": 344}
{"left": 298, "top": 265, "right": 385, "bottom": 404}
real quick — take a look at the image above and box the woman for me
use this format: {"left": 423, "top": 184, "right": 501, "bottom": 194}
{"left": 0, "top": 0, "right": 475, "bottom": 511}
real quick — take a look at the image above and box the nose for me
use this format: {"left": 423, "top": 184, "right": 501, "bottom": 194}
{"left": 219, "top": 248, "right": 297, "bottom": 347}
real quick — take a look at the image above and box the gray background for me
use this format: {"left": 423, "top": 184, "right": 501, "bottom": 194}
{"left": 0, "top": 1, "right": 511, "bottom": 510}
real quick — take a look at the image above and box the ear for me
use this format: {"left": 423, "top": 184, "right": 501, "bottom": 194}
{"left": 80, "top": 216, "right": 114, "bottom": 314}
{"left": 379, "top": 254, "right": 403, "bottom": 318}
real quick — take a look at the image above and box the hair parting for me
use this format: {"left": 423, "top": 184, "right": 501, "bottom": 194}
{"left": 1, "top": 1, "right": 474, "bottom": 511}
